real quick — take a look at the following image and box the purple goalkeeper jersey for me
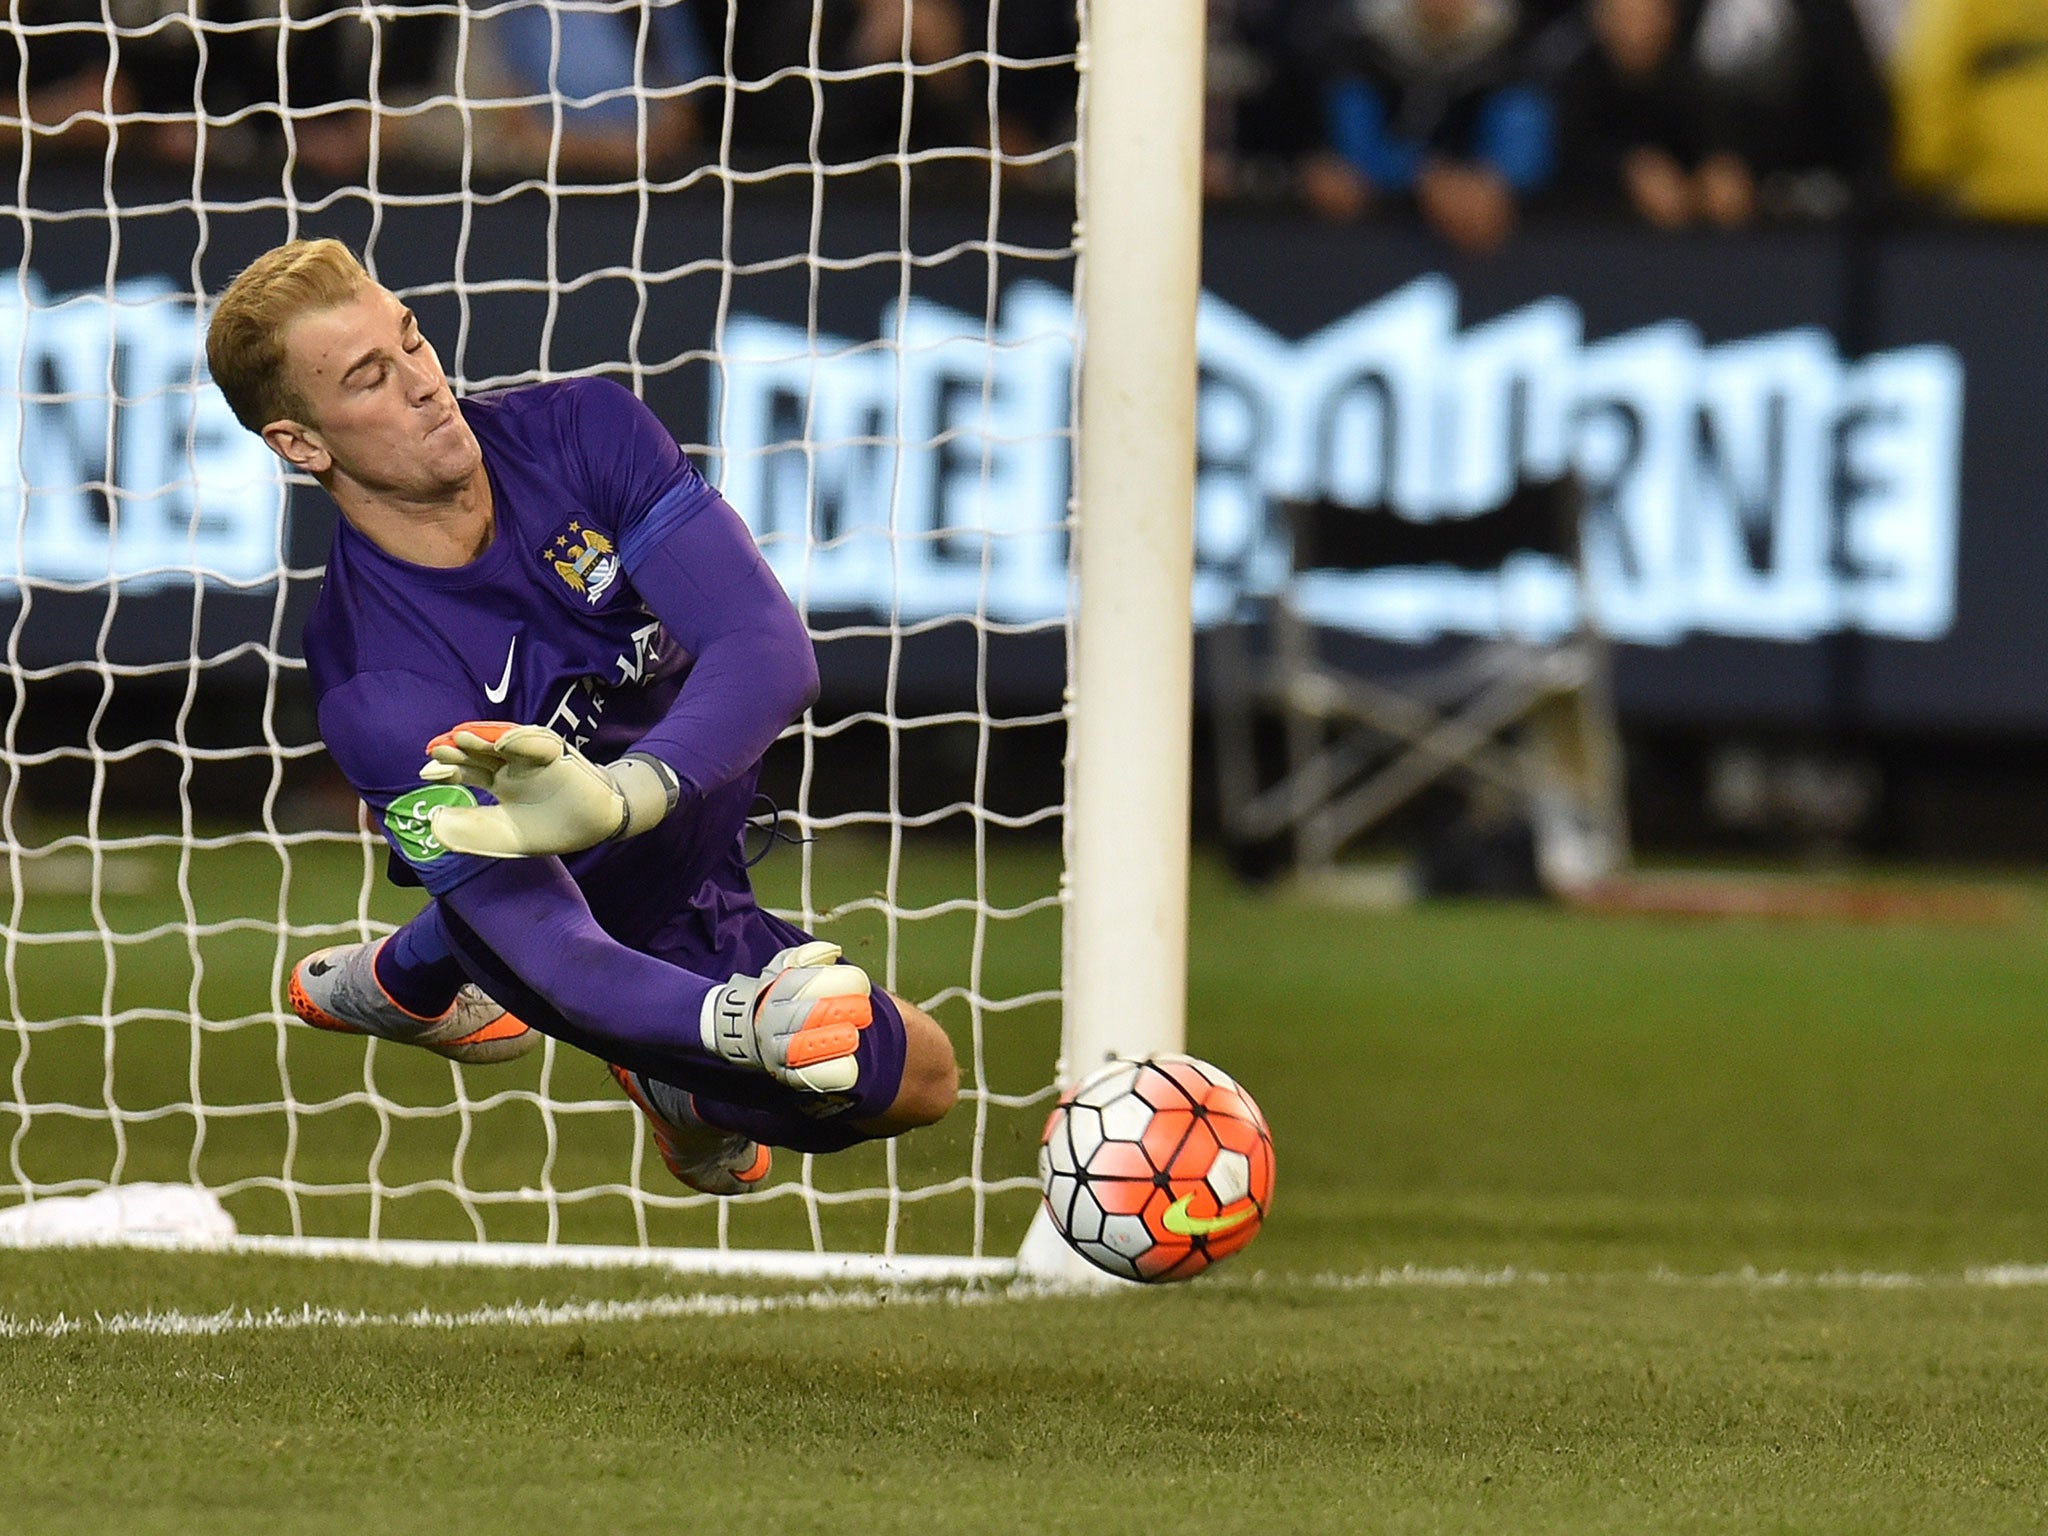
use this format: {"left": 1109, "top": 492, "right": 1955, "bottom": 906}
{"left": 304, "top": 378, "right": 787, "bottom": 949}
{"left": 295, "top": 380, "right": 910, "bottom": 1141}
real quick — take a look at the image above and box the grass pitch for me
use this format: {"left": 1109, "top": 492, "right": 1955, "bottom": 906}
{"left": 10, "top": 1259, "right": 2048, "bottom": 1536}
{"left": 8, "top": 840, "right": 2048, "bottom": 1532}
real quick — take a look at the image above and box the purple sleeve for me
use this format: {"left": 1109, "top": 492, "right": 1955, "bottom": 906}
{"left": 568, "top": 377, "right": 819, "bottom": 805}
{"left": 442, "top": 856, "right": 723, "bottom": 1060}
{"left": 619, "top": 493, "right": 818, "bottom": 804}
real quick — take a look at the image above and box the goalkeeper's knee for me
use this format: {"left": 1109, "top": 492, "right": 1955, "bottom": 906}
{"left": 863, "top": 995, "right": 957, "bottom": 1132}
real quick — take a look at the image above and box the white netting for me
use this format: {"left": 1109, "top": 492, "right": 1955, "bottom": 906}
{"left": 0, "top": 0, "right": 1084, "bottom": 1264}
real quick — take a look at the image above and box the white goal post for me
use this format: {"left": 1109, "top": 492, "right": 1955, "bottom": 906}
{"left": 1020, "top": 0, "right": 1203, "bottom": 1284}
{"left": 0, "top": 0, "right": 1202, "bottom": 1283}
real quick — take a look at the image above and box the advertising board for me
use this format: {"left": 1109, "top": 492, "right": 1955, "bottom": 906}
{"left": 0, "top": 181, "right": 2036, "bottom": 733}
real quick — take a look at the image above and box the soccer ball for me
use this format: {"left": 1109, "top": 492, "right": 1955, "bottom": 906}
{"left": 1038, "top": 1054, "right": 1275, "bottom": 1283}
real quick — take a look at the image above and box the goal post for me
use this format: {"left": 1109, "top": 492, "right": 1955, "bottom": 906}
{"left": 1019, "top": 0, "right": 1205, "bottom": 1282}
{"left": 1063, "top": 0, "right": 1203, "bottom": 1081}
{"left": 0, "top": 0, "right": 1206, "bottom": 1284}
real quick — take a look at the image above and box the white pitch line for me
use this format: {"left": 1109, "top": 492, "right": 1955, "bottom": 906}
{"left": 0, "top": 1283, "right": 1006, "bottom": 1341}
{"left": 1307, "top": 1265, "right": 1556, "bottom": 1289}
{"left": 1954, "top": 1265, "right": 2048, "bottom": 1287}
{"left": 1303, "top": 1264, "right": 2048, "bottom": 1291}
{"left": 14, "top": 1265, "right": 2048, "bottom": 1338}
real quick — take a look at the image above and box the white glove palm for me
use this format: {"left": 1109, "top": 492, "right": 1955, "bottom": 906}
{"left": 420, "top": 721, "right": 677, "bottom": 858}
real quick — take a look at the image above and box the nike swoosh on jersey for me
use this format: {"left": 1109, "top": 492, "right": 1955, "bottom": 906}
{"left": 483, "top": 636, "right": 517, "bottom": 704}
{"left": 1160, "top": 1194, "right": 1256, "bottom": 1238}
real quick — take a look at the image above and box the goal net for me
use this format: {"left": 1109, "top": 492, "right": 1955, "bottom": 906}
{"left": 0, "top": 1, "right": 1199, "bottom": 1278}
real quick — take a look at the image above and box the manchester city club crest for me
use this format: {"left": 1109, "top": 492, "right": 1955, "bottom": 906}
{"left": 540, "top": 520, "right": 620, "bottom": 604}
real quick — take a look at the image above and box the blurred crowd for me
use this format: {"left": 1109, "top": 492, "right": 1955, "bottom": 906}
{"left": 1209, "top": 0, "right": 2048, "bottom": 247}
{"left": 0, "top": 0, "right": 1074, "bottom": 182}
{"left": 4, "top": 0, "right": 2045, "bottom": 245}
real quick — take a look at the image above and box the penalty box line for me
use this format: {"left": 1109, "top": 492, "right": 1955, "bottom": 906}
{"left": 13, "top": 1265, "right": 2048, "bottom": 1337}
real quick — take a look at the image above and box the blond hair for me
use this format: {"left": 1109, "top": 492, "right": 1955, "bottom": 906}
{"left": 207, "top": 239, "right": 371, "bottom": 433}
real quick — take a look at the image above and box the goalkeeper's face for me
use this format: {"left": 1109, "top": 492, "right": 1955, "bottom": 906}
{"left": 272, "top": 282, "right": 482, "bottom": 500}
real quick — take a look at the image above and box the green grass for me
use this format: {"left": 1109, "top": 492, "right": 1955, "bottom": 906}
{"left": 8, "top": 838, "right": 2048, "bottom": 1531}
{"left": 7, "top": 1258, "right": 2048, "bottom": 1534}
{"left": 1223, "top": 870, "right": 2048, "bottom": 1276}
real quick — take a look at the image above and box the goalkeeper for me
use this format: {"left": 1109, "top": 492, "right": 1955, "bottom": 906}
{"left": 206, "top": 240, "right": 958, "bottom": 1194}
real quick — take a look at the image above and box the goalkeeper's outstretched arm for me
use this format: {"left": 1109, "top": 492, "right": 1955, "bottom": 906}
{"left": 429, "top": 489, "right": 817, "bottom": 857}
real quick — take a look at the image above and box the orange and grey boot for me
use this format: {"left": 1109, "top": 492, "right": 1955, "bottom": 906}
{"left": 289, "top": 939, "right": 538, "bottom": 1065}
{"left": 609, "top": 1063, "right": 772, "bottom": 1196}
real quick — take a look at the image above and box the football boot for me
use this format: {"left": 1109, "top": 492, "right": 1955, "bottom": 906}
{"left": 289, "top": 939, "right": 538, "bottom": 1065}
{"left": 609, "top": 1064, "right": 772, "bottom": 1196}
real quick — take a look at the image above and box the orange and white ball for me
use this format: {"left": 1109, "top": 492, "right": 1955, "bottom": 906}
{"left": 1039, "top": 1054, "right": 1275, "bottom": 1283}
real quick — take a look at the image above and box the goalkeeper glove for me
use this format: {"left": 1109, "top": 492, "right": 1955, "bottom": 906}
{"left": 702, "top": 941, "right": 873, "bottom": 1095}
{"left": 419, "top": 721, "right": 679, "bottom": 858}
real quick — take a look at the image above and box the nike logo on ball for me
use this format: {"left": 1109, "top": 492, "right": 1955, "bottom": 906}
{"left": 484, "top": 636, "right": 517, "bottom": 704}
{"left": 1161, "top": 1194, "right": 1255, "bottom": 1237}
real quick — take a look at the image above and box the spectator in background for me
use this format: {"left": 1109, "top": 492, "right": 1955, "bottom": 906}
{"left": 1206, "top": 0, "right": 1331, "bottom": 201}
{"left": 1546, "top": 0, "right": 1757, "bottom": 227}
{"left": 0, "top": 0, "right": 203, "bottom": 163}
{"left": 713, "top": 0, "right": 1077, "bottom": 190}
{"left": 976, "top": 0, "right": 1079, "bottom": 186}
{"left": 0, "top": 0, "right": 125, "bottom": 159}
{"left": 492, "top": 0, "right": 712, "bottom": 176}
{"left": 1893, "top": 0, "right": 2048, "bottom": 219}
{"left": 1299, "top": 0, "right": 1556, "bottom": 253}
{"left": 1847, "top": 0, "right": 1914, "bottom": 61}
{"left": 1686, "top": 0, "right": 1893, "bottom": 216}
{"left": 0, "top": 0, "right": 362, "bottom": 174}
{"left": 722, "top": 0, "right": 982, "bottom": 169}
{"left": 195, "top": 0, "right": 378, "bottom": 178}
